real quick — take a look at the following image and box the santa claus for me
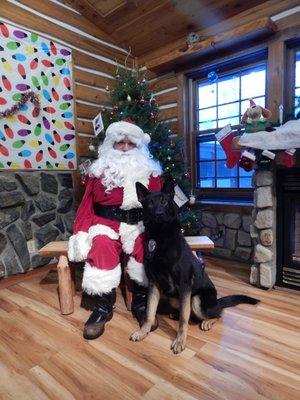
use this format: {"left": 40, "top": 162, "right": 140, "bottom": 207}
{"left": 68, "top": 120, "right": 162, "bottom": 339}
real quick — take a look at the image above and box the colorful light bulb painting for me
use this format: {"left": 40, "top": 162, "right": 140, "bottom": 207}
{"left": 0, "top": 21, "right": 76, "bottom": 170}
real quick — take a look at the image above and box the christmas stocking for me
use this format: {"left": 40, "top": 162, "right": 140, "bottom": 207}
{"left": 238, "top": 150, "right": 256, "bottom": 172}
{"left": 283, "top": 148, "right": 296, "bottom": 168}
{"left": 257, "top": 150, "right": 276, "bottom": 170}
{"left": 215, "top": 124, "right": 241, "bottom": 168}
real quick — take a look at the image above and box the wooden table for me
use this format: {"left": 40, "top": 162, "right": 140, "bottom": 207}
{"left": 39, "top": 236, "right": 214, "bottom": 315}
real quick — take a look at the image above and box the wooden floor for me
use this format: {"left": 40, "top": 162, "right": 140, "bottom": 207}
{"left": 0, "top": 256, "right": 299, "bottom": 400}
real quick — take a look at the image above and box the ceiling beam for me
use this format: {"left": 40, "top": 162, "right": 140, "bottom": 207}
{"left": 145, "top": 17, "right": 277, "bottom": 74}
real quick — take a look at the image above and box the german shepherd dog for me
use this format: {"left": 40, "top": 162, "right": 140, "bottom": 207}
{"left": 130, "top": 177, "right": 259, "bottom": 354}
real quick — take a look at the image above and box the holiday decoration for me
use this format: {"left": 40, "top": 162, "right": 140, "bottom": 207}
{"left": 238, "top": 99, "right": 273, "bottom": 171}
{"left": 89, "top": 66, "right": 201, "bottom": 234}
{"left": 240, "top": 98, "right": 272, "bottom": 133}
{"left": 0, "top": 21, "right": 76, "bottom": 170}
{"left": 239, "top": 119, "right": 300, "bottom": 150}
{"left": 207, "top": 71, "right": 218, "bottom": 83}
{"left": 238, "top": 150, "right": 256, "bottom": 172}
{"left": 215, "top": 124, "right": 241, "bottom": 168}
{"left": 0, "top": 91, "right": 40, "bottom": 119}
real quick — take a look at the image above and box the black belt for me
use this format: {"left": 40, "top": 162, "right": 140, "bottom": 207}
{"left": 94, "top": 204, "right": 143, "bottom": 225}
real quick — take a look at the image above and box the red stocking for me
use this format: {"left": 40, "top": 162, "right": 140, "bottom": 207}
{"left": 283, "top": 149, "right": 296, "bottom": 168}
{"left": 238, "top": 150, "right": 256, "bottom": 172}
{"left": 215, "top": 124, "right": 241, "bottom": 168}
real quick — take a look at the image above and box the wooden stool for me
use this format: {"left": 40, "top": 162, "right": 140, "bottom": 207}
{"left": 38, "top": 236, "right": 214, "bottom": 315}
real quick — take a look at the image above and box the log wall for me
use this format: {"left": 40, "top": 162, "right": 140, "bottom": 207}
{"left": 0, "top": 0, "right": 134, "bottom": 157}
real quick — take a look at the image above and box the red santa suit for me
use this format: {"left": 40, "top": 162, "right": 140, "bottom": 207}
{"left": 68, "top": 121, "right": 162, "bottom": 296}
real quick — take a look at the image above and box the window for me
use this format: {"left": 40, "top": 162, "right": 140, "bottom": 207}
{"left": 294, "top": 50, "right": 300, "bottom": 118}
{"left": 192, "top": 59, "right": 267, "bottom": 192}
{"left": 285, "top": 41, "right": 300, "bottom": 121}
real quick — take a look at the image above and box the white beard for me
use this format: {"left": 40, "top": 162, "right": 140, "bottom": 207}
{"left": 89, "top": 143, "right": 162, "bottom": 198}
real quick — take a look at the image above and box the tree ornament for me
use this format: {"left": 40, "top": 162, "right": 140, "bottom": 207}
{"left": 189, "top": 192, "right": 196, "bottom": 205}
{"left": 148, "top": 112, "right": 156, "bottom": 122}
{"left": 127, "top": 94, "right": 132, "bottom": 102}
{"left": 88, "top": 144, "right": 96, "bottom": 152}
{"left": 139, "top": 97, "right": 146, "bottom": 106}
{"left": 105, "top": 84, "right": 110, "bottom": 92}
{"left": 150, "top": 95, "right": 156, "bottom": 105}
{"left": 113, "top": 105, "right": 119, "bottom": 112}
{"left": 207, "top": 71, "right": 218, "bottom": 83}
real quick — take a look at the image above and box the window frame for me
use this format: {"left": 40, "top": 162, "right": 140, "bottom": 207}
{"left": 285, "top": 39, "right": 300, "bottom": 120}
{"left": 188, "top": 50, "right": 268, "bottom": 200}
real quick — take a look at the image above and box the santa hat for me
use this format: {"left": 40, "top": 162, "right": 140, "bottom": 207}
{"left": 104, "top": 120, "right": 151, "bottom": 147}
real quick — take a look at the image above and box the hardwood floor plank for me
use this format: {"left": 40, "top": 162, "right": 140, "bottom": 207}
{"left": 27, "top": 366, "right": 75, "bottom": 400}
{"left": 0, "top": 256, "right": 299, "bottom": 399}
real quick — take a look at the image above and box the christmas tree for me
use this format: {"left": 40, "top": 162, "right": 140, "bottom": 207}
{"left": 88, "top": 67, "right": 202, "bottom": 235}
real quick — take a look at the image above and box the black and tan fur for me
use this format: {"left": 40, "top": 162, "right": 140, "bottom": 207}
{"left": 130, "top": 177, "right": 259, "bottom": 354}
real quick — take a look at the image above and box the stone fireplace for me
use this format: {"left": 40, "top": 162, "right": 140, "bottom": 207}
{"left": 250, "top": 167, "right": 300, "bottom": 290}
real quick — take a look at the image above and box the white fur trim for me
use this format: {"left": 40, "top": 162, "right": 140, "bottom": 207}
{"left": 215, "top": 124, "right": 232, "bottom": 142}
{"left": 82, "top": 262, "right": 121, "bottom": 295}
{"left": 105, "top": 121, "right": 149, "bottom": 147}
{"left": 127, "top": 257, "right": 148, "bottom": 287}
{"left": 68, "top": 225, "right": 119, "bottom": 262}
{"left": 119, "top": 221, "right": 144, "bottom": 254}
{"left": 88, "top": 224, "right": 119, "bottom": 241}
{"left": 68, "top": 231, "right": 90, "bottom": 262}
{"left": 239, "top": 119, "right": 300, "bottom": 150}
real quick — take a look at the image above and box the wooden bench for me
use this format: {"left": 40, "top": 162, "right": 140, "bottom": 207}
{"left": 38, "top": 236, "right": 214, "bottom": 315}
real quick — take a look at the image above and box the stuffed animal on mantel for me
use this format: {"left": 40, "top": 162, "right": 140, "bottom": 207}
{"left": 241, "top": 99, "right": 272, "bottom": 133}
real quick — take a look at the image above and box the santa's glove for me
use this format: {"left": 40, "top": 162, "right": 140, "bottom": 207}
{"left": 282, "top": 149, "right": 296, "bottom": 168}
{"left": 215, "top": 124, "right": 241, "bottom": 168}
{"left": 238, "top": 150, "right": 256, "bottom": 172}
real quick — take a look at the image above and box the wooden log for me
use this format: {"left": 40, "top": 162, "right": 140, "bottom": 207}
{"left": 57, "top": 255, "right": 74, "bottom": 315}
{"left": 146, "top": 18, "right": 277, "bottom": 73}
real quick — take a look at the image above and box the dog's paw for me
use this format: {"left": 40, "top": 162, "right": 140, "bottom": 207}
{"left": 130, "top": 330, "right": 147, "bottom": 342}
{"left": 200, "top": 319, "right": 213, "bottom": 331}
{"left": 170, "top": 336, "right": 186, "bottom": 354}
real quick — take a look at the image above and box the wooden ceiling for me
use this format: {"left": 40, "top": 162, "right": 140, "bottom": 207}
{"left": 61, "top": 0, "right": 270, "bottom": 57}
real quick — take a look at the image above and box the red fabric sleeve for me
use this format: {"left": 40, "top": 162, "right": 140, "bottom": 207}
{"left": 73, "top": 177, "right": 95, "bottom": 234}
{"left": 148, "top": 175, "right": 162, "bottom": 192}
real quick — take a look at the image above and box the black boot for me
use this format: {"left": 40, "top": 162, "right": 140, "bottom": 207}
{"left": 131, "top": 282, "right": 158, "bottom": 331}
{"left": 83, "top": 291, "right": 115, "bottom": 340}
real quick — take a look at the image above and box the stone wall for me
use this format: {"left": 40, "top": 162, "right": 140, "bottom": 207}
{"left": 249, "top": 170, "right": 276, "bottom": 289}
{"left": 0, "top": 171, "right": 75, "bottom": 278}
{"left": 199, "top": 210, "right": 253, "bottom": 263}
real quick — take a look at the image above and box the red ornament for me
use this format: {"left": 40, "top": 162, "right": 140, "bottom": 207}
{"left": 148, "top": 112, "right": 156, "bottom": 122}
{"left": 123, "top": 116, "right": 136, "bottom": 124}
{"left": 113, "top": 105, "right": 119, "bottom": 112}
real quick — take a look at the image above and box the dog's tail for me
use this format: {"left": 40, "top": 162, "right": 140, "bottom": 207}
{"left": 217, "top": 295, "right": 259, "bottom": 310}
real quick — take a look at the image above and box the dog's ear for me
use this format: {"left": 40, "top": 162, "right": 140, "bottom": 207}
{"left": 162, "top": 175, "right": 175, "bottom": 197}
{"left": 136, "top": 182, "right": 150, "bottom": 202}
